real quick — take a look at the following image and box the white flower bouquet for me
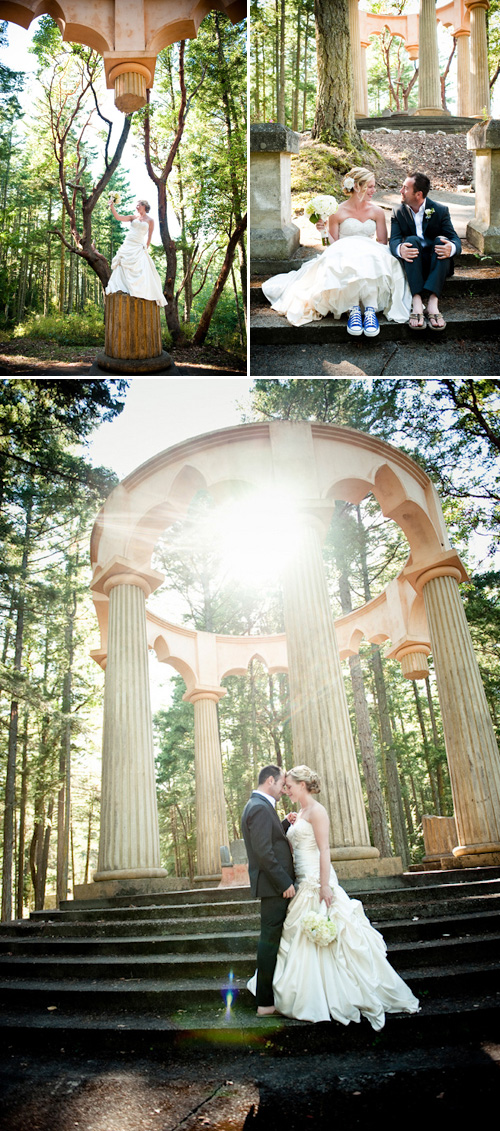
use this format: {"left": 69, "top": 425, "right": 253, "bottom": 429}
{"left": 305, "top": 194, "right": 337, "bottom": 245}
{"left": 109, "top": 192, "right": 121, "bottom": 205}
{"left": 300, "top": 903, "right": 337, "bottom": 947}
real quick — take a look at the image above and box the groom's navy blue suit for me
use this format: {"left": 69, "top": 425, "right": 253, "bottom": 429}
{"left": 390, "top": 198, "right": 461, "bottom": 298}
{"left": 241, "top": 791, "right": 295, "bottom": 1007}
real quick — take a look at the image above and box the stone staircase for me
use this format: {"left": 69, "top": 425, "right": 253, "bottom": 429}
{"left": 250, "top": 247, "right": 500, "bottom": 349}
{"left": 0, "top": 867, "right": 499, "bottom": 1050}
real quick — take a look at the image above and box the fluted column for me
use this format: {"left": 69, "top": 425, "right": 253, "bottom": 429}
{"left": 391, "top": 642, "right": 431, "bottom": 681}
{"left": 185, "top": 689, "right": 230, "bottom": 879}
{"left": 419, "top": 567, "right": 500, "bottom": 861}
{"left": 456, "top": 31, "right": 471, "bottom": 118}
{"left": 466, "top": 1, "right": 491, "bottom": 116}
{"left": 282, "top": 514, "right": 378, "bottom": 861}
{"left": 349, "top": 0, "right": 366, "bottom": 118}
{"left": 93, "top": 564, "right": 166, "bottom": 880}
{"left": 416, "top": 0, "right": 445, "bottom": 115}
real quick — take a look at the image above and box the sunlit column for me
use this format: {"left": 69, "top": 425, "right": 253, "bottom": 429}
{"left": 349, "top": 0, "right": 366, "bottom": 118}
{"left": 93, "top": 562, "right": 167, "bottom": 880}
{"left": 282, "top": 513, "right": 378, "bottom": 862}
{"left": 184, "top": 688, "right": 230, "bottom": 879}
{"left": 455, "top": 31, "right": 471, "bottom": 117}
{"left": 466, "top": 1, "right": 491, "bottom": 116}
{"left": 419, "top": 566, "right": 500, "bottom": 862}
{"left": 415, "top": 0, "right": 444, "bottom": 115}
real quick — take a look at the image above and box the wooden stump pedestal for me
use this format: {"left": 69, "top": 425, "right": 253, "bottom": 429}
{"left": 97, "top": 292, "right": 173, "bottom": 374}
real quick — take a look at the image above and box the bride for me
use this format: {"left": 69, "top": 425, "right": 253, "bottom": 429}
{"left": 262, "top": 166, "right": 410, "bottom": 336}
{"left": 248, "top": 765, "right": 420, "bottom": 1029}
{"left": 106, "top": 198, "right": 166, "bottom": 307}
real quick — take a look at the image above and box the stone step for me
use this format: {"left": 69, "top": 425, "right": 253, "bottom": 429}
{"left": 59, "top": 884, "right": 255, "bottom": 911}
{"left": 1, "top": 904, "right": 499, "bottom": 955}
{"left": 250, "top": 294, "right": 500, "bottom": 344}
{"left": 29, "top": 895, "right": 257, "bottom": 923}
{"left": 250, "top": 266, "right": 500, "bottom": 306}
{"left": 0, "top": 929, "right": 498, "bottom": 983}
{"left": 0, "top": 958, "right": 498, "bottom": 1016}
{"left": 0, "top": 911, "right": 261, "bottom": 940}
{"left": 357, "top": 115, "right": 478, "bottom": 134}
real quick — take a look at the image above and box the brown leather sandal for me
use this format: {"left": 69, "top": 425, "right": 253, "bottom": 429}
{"left": 408, "top": 311, "right": 426, "bottom": 330}
{"left": 427, "top": 311, "right": 447, "bottom": 331}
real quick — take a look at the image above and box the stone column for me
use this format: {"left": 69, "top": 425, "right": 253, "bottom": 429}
{"left": 392, "top": 643, "right": 431, "bottom": 681}
{"left": 415, "top": 0, "right": 446, "bottom": 116}
{"left": 97, "top": 293, "right": 173, "bottom": 375}
{"left": 250, "top": 123, "right": 301, "bottom": 274}
{"left": 184, "top": 688, "right": 230, "bottom": 881}
{"left": 282, "top": 513, "right": 378, "bottom": 863}
{"left": 418, "top": 566, "right": 500, "bottom": 864}
{"left": 466, "top": 1, "right": 491, "bottom": 117}
{"left": 455, "top": 31, "right": 471, "bottom": 118}
{"left": 92, "top": 561, "right": 167, "bottom": 881}
{"left": 349, "top": 0, "right": 366, "bottom": 118}
{"left": 467, "top": 119, "right": 500, "bottom": 253}
{"left": 360, "top": 43, "right": 369, "bottom": 117}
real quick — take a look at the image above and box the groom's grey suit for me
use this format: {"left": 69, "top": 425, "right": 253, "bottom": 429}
{"left": 241, "top": 791, "right": 295, "bottom": 1007}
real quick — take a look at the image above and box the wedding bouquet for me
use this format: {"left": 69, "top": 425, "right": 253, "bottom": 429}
{"left": 109, "top": 192, "right": 121, "bottom": 205}
{"left": 305, "top": 194, "right": 337, "bottom": 245}
{"left": 300, "top": 904, "right": 337, "bottom": 947}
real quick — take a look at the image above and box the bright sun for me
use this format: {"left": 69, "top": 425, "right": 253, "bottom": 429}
{"left": 215, "top": 490, "right": 301, "bottom": 588}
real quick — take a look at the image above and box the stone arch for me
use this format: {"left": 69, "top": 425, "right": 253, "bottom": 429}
{"left": 152, "top": 635, "right": 197, "bottom": 694}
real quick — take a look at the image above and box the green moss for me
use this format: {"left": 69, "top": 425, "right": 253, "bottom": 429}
{"left": 290, "top": 136, "right": 383, "bottom": 215}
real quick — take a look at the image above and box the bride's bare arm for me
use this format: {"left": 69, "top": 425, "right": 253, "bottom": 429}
{"left": 146, "top": 217, "right": 154, "bottom": 248}
{"left": 374, "top": 206, "right": 388, "bottom": 244}
{"left": 310, "top": 805, "right": 333, "bottom": 907}
{"left": 109, "top": 202, "right": 135, "bottom": 223}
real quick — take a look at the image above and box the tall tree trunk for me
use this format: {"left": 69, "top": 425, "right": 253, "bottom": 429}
{"left": 57, "top": 568, "right": 76, "bottom": 905}
{"left": 2, "top": 496, "right": 33, "bottom": 921}
{"left": 312, "top": 0, "right": 359, "bottom": 146}
{"left": 278, "top": 0, "right": 286, "bottom": 124}
{"left": 16, "top": 710, "right": 29, "bottom": 919}
{"left": 412, "top": 681, "right": 440, "bottom": 813}
{"left": 192, "top": 213, "right": 247, "bottom": 345}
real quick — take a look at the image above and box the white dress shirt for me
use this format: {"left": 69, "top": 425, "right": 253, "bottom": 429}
{"left": 252, "top": 788, "right": 276, "bottom": 808}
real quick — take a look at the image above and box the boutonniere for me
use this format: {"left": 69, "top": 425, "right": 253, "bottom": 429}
{"left": 424, "top": 208, "right": 435, "bottom": 219}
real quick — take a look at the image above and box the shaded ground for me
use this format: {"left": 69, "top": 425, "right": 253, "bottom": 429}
{"left": 250, "top": 337, "right": 500, "bottom": 378}
{"left": 359, "top": 128, "right": 474, "bottom": 192}
{"left": 0, "top": 340, "right": 246, "bottom": 376}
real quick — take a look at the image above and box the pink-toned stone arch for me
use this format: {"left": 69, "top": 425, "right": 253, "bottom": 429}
{"left": 89, "top": 421, "right": 500, "bottom": 893}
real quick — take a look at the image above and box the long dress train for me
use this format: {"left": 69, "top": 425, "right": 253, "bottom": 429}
{"left": 248, "top": 818, "right": 420, "bottom": 1030}
{"left": 262, "top": 218, "right": 411, "bottom": 327}
{"left": 105, "top": 219, "right": 166, "bottom": 307}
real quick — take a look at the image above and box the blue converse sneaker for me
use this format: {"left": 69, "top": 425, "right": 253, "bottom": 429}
{"left": 347, "top": 305, "right": 363, "bottom": 336}
{"left": 363, "top": 307, "right": 380, "bottom": 337}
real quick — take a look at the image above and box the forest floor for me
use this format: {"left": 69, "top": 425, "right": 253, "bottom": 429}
{"left": 0, "top": 339, "right": 246, "bottom": 376}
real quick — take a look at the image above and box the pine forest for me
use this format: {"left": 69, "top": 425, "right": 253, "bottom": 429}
{"left": 0, "top": 13, "right": 246, "bottom": 360}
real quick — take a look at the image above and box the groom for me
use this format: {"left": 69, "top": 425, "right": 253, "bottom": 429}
{"left": 241, "top": 765, "right": 295, "bottom": 1016}
{"left": 390, "top": 172, "right": 461, "bottom": 331}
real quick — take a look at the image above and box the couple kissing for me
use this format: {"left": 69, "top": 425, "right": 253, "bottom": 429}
{"left": 241, "top": 764, "right": 419, "bottom": 1028}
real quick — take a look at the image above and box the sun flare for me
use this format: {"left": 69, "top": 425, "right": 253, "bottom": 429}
{"left": 215, "top": 490, "right": 301, "bottom": 588}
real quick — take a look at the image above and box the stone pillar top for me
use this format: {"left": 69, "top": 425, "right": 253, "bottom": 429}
{"left": 403, "top": 549, "right": 469, "bottom": 593}
{"left": 250, "top": 123, "right": 300, "bottom": 154}
{"left": 467, "top": 118, "right": 500, "bottom": 150}
{"left": 183, "top": 686, "right": 227, "bottom": 704}
{"left": 91, "top": 555, "right": 165, "bottom": 598}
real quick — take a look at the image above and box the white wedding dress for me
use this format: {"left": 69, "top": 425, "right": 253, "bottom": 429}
{"left": 262, "top": 218, "right": 411, "bottom": 327}
{"left": 105, "top": 219, "right": 167, "bottom": 307}
{"left": 248, "top": 818, "right": 419, "bottom": 1029}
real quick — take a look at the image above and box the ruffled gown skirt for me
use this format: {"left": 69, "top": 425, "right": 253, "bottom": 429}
{"left": 106, "top": 220, "right": 167, "bottom": 307}
{"left": 262, "top": 236, "right": 410, "bottom": 327}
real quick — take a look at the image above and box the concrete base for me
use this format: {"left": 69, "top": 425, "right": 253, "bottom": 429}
{"left": 218, "top": 864, "right": 250, "bottom": 888}
{"left": 334, "top": 856, "right": 403, "bottom": 882}
{"left": 72, "top": 876, "right": 192, "bottom": 902}
{"left": 193, "top": 873, "right": 223, "bottom": 888}
{"left": 250, "top": 224, "right": 301, "bottom": 263}
{"left": 453, "top": 850, "right": 500, "bottom": 868}
{"left": 466, "top": 219, "right": 500, "bottom": 254}
{"left": 94, "top": 350, "right": 174, "bottom": 374}
{"left": 251, "top": 247, "right": 317, "bottom": 278}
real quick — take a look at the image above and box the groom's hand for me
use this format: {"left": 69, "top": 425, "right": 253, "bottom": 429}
{"left": 283, "top": 884, "right": 295, "bottom": 898}
{"left": 400, "top": 242, "right": 419, "bottom": 261}
{"left": 435, "top": 236, "right": 453, "bottom": 258}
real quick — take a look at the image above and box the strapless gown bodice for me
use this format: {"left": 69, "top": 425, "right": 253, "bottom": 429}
{"left": 248, "top": 817, "right": 419, "bottom": 1028}
{"left": 105, "top": 219, "right": 167, "bottom": 306}
{"left": 338, "top": 217, "right": 377, "bottom": 239}
{"left": 261, "top": 214, "right": 410, "bottom": 327}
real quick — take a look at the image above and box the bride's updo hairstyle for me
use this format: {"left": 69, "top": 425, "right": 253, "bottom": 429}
{"left": 138, "top": 199, "right": 151, "bottom": 212}
{"left": 287, "top": 765, "right": 321, "bottom": 794}
{"left": 342, "top": 167, "right": 373, "bottom": 198}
